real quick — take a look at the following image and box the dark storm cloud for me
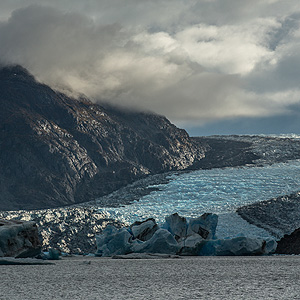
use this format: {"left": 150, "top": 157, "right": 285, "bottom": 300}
{"left": 0, "top": 1, "right": 300, "bottom": 128}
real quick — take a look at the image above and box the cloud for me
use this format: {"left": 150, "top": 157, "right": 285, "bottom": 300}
{"left": 175, "top": 19, "right": 279, "bottom": 75}
{"left": 0, "top": 2, "right": 300, "bottom": 130}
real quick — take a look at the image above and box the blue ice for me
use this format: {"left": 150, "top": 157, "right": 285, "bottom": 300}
{"left": 99, "top": 160, "right": 300, "bottom": 239}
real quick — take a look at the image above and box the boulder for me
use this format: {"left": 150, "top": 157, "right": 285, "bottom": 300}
{"left": 132, "top": 229, "right": 181, "bottom": 254}
{"left": 164, "top": 213, "right": 187, "bottom": 240}
{"left": 0, "top": 219, "right": 41, "bottom": 258}
{"left": 130, "top": 218, "right": 159, "bottom": 241}
{"left": 95, "top": 225, "right": 134, "bottom": 257}
{"left": 187, "top": 213, "right": 218, "bottom": 239}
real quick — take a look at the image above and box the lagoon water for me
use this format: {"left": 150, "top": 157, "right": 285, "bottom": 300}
{"left": 99, "top": 160, "right": 300, "bottom": 238}
{"left": 1, "top": 256, "right": 300, "bottom": 300}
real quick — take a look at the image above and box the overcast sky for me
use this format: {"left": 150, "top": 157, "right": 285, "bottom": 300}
{"left": 1, "top": 0, "right": 300, "bottom": 135}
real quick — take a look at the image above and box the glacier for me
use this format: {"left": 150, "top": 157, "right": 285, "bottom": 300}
{"left": 98, "top": 160, "right": 300, "bottom": 239}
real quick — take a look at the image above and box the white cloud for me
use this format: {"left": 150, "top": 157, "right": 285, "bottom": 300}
{"left": 175, "top": 19, "right": 280, "bottom": 75}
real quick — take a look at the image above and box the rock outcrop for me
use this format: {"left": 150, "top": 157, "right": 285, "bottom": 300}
{"left": 275, "top": 228, "right": 300, "bottom": 254}
{"left": 0, "top": 219, "right": 41, "bottom": 258}
{"left": 193, "top": 135, "right": 300, "bottom": 169}
{"left": 237, "top": 192, "right": 300, "bottom": 238}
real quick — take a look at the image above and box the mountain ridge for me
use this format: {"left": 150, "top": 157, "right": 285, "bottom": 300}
{"left": 0, "top": 65, "right": 206, "bottom": 210}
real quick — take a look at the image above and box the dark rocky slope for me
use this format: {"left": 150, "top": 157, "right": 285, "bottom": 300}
{"left": 194, "top": 135, "right": 300, "bottom": 168}
{"left": 0, "top": 65, "right": 206, "bottom": 210}
{"left": 237, "top": 192, "right": 300, "bottom": 239}
{"left": 276, "top": 228, "right": 300, "bottom": 254}
{"left": 191, "top": 137, "right": 259, "bottom": 169}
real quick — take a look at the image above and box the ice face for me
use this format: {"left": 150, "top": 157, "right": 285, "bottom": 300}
{"left": 98, "top": 160, "right": 300, "bottom": 238}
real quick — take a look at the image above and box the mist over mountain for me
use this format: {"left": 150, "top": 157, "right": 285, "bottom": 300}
{"left": 0, "top": 65, "right": 207, "bottom": 210}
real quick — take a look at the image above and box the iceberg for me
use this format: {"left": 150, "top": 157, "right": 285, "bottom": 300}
{"left": 95, "top": 213, "right": 276, "bottom": 257}
{"left": 130, "top": 218, "right": 158, "bottom": 241}
{"left": 0, "top": 219, "right": 41, "bottom": 258}
{"left": 132, "top": 229, "right": 180, "bottom": 254}
{"left": 187, "top": 213, "right": 218, "bottom": 239}
{"left": 178, "top": 234, "right": 204, "bottom": 256}
{"left": 42, "top": 248, "right": 61, "bottom": 260}
{"left": 164, "top": 213, "right": 187, "bottom": 240}
{"left": 95, "top": 225, "right": 134, "bottom": 257}
{"left": 199, "top": 237, "right": 267, "bottom": 256}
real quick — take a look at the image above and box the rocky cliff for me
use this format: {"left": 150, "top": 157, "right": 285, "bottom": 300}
{"left": 276, "top": 228, "right": 300, "bottom": 254}
{"left": 0, "top": 65, "right": 206, "bottom": 210}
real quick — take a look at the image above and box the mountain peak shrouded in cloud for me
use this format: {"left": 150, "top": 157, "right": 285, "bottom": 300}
{"left": 0, "top": 64, "right": 206, "bottom": 209}
{"left": 0, "top": 65, "right": 35, "bottom": 82}
{"left": 0, "top": 1, "right": 300, "bottom": 134}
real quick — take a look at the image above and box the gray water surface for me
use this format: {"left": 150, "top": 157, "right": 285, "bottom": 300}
{"left": 1, "top": 256, "right": 299, "bottom": 300}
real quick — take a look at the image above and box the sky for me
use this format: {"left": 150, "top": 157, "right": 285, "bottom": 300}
{"left": 0, "top": 0, "right": 300, "bottom": 136}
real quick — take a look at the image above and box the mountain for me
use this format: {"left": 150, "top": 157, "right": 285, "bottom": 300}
{"left": 0, "top": 65, "right": 206, "bottom": 210}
